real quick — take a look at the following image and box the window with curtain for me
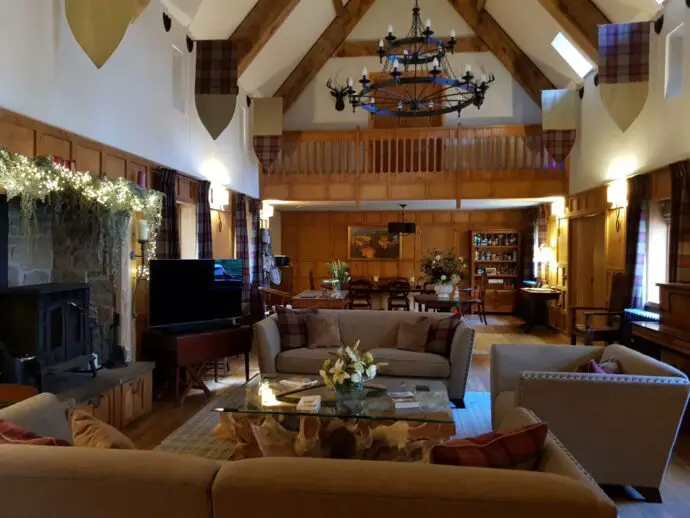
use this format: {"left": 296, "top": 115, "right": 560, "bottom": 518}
{"left": 645, "top": 200, "right": 671, "bottom": 306}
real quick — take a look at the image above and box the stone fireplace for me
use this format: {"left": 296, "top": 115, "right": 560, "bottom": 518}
{"left": 0, "top": 196, "right": 130, "bottom": 364}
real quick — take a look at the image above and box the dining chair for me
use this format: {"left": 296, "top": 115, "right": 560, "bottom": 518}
{"left": 348, "top": 279, "right": 374, "bottom": 310}
{"left": 387, "top": 280, "right": 411, "bottom": 311}
{"left": 467, "top": 275, "right": 488, "bottom": 325}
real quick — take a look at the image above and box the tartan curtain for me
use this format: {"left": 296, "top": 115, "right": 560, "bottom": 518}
{"left": 234, "top": 192, "right": 250, "bottom": 304}
{"left": 249, "top": 199, "right": 264, "bottom": 288}
{"left": 196, "top": 180, "right": 212, "bottom": 259}
{"left": 537, "top": 205, "right": 548, "bottom": 248}
{"left": 154, "top": 167, "right": 180, "bottom": 260}
{"left": 670, "top": 161, "right": 690, "bottom": 283}
{"left": 625, "top": 175, "right": 649, "bottom": 308}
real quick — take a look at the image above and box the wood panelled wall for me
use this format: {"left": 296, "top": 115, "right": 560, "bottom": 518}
{"left": 282, "top": 209, "right": 533, "bottom": 293}
{"left": 562, "top": 166, "right": 671, "bottom": 335}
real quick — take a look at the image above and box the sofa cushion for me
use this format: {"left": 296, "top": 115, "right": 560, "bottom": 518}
{"left": 372, "top": 348, "right": 450, "bottom": 378}
{"left": 0, "top": 393, "right": 72, "bottom": 444}
{"left": 494, "top": 391, "right": 517, "bottom": 426}
{"left": 0, "top": 422, "right": 70, "bottom": 446}
{"left": 395, "top": 317, "right": 430, "bottom": 353}
{"left": 430, "top": 423, "right": 548, "bottom": 470}
{"left": 575, "top": 358, "right": 624, "bottom": 375}
{"left": 276, "top": 307, "right": 318, "bottom": 350}
{"left": 276, "top": 348, "right": 338, "bottom": 375}
{"left": 305, "top": 314, "right": 341, "bottom": 349}
{"left": 71, "top": 410, "right": 136, "bottom": 450}
{"left": 426, "top": 316, "right": 461, "bottom": 357}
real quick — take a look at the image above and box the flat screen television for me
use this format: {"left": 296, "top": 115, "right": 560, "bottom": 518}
{"left": 149, "top": 259, "right": 243, "bottom": 329}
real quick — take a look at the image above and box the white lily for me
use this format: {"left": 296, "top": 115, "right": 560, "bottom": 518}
{"left": 366, "top": 364, "right": 377, "bottom": 379}
{"left": 351, "top": 372, "right": 362, "bottom": 383}
{"left": 435, "top": 254, "right": 441, "bottom": 261}
{"left": 441, "top": 275, "right": 447, "bottom": 281}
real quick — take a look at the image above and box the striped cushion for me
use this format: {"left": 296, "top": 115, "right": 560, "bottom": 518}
{"left": 430, "top": 423, "right": 548, "bottom": 470}
{"left": 276, "top": 307, "right": 318, "bottom": 350}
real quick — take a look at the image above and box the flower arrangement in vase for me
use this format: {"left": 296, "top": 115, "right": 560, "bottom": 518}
{"left": 420, "top": 249, "right": 467, "bottom": 298}
{"left": 320, "top": 340, "right": 386, "bottom": 396}
{"left": 326, "top": 259, "right": 350, "bottom": 292}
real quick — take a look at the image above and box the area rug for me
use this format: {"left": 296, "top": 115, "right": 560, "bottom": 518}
{"left": 155, "top": 390, "right": 492, "bottom": 461}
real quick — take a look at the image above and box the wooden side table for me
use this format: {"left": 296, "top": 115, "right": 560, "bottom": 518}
{"left": 0, "top": 384, "right": 39, "bottom": 408}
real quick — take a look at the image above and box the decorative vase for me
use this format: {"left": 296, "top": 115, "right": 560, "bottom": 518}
{"left": 434, "top": 283, "right": 453, "bottom": 299}
{"left": 334, "top": 381, "right": 365, "bottom": 415}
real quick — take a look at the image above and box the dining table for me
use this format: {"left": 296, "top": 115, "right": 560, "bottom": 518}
{"left": 414, "top": 289, "right": 474, "bottom": 313}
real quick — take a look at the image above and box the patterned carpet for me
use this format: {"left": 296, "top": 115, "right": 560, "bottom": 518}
{"left": 155, "top": 389, "right": 492, "bottom": 460}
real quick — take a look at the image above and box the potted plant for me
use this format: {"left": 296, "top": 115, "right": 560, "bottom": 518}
{"left": 326, "top": 259, "right": 350, "bottom": 292}
{"left": 420, "top": 249, "right": 466, "bottom": 299}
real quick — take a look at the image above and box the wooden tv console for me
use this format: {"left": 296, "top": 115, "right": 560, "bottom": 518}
{"left": 143, "top": 325, "right": 252, "bottom": 405}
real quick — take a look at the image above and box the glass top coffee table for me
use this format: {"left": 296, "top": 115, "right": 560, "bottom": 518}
{"left": 214, "top": 374, "right": 454, "bottom": 425}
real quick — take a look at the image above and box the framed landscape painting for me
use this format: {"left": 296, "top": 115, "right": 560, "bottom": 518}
{"left": 348, "top": 226, "right": 401, "bottom": 260}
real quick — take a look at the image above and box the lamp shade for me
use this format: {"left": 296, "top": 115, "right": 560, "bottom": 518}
{"left": 388, "top": 222, "right": 416, "bottom": 234}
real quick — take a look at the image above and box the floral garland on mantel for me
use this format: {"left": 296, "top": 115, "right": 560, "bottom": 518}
{"left": 0, "top": 148, "right": 163, "bottom": 279}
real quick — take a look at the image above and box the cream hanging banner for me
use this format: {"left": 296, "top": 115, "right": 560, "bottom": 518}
{"left": 252, "top": 97, "right": 284, "bottom": 170}
{"left": 195, "top": 40, "right": 239, "bottom": 140}
{"left": 541, "top": 88, "right": 579, "bottom": 163}
{"left": 598, "top": 22, "right": 651, "bottom": 132}
{"left": 131, "top": 0, "right": 151, "bottom": 23}
{"left": 65, "top": 0, "right": 136, "bottom": 69}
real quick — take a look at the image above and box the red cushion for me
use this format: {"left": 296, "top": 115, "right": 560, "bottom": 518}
{"left": 430, "top": 423, "right": 548, "bottom": 470}
{"left": 0, "top": 422, "right": 70, "bottom": 446}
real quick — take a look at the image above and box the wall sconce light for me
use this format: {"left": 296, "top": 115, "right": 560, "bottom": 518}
{"left": 260, "top": 200, "right": 274, "bottom": 220}
{"left": 607, "top": 179, "right": 628, "bottom": 232}
{"left": 551, "top": 197, "right": 566, "bottom": 219}
{"left": 130, "top": 220, "right": 151, "bottom": 319}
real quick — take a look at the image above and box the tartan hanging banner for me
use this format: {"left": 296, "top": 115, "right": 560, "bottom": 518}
{"left": 598, "top": 23, "right": 651, "bottom": 132}
{"left": 670, "top": 161, "right": 690, "bottom": 283}
{"left": 195, "top": 40, "right": 239, "bottom": 140}
{"left": 542, "top": 89, "right": 579, "bottom": 163}
{"left": 253, "top": 136, "right": 282, "bottom": 170}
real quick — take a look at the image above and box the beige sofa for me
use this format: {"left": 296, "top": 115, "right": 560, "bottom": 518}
{"left": 255, "top": 310, "right": 475, "bottom": 403}
{"left": 0, "top": 393, "right": 616, "bottom": 518}
{"left": 491, "top": 343, "right": 690, "bottom": 501}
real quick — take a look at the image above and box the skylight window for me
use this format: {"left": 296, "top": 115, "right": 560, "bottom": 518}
{"left": 551, "top": 32, "right": 595, "bottom": 79}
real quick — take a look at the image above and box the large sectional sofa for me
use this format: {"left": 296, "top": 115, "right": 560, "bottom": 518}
{"left": 0, "top": 392, "right": 616, "bottom": 518}
{"left": 254, "top": 309, "right": 476, "bottom": 403}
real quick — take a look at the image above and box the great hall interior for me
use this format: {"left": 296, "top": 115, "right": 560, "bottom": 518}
{"left": 1, "top": 1, "right": 689, "bottom": 517}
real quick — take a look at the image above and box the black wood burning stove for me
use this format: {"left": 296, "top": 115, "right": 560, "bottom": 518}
{"left": 0, "top": 283, "right": 95, "bottom": 386}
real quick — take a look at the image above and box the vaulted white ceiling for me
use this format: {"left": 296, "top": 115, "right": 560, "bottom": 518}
{"left": 163, "top": 0, "right": 663, "bottom": 107}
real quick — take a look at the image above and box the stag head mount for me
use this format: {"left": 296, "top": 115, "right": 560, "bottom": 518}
{"left": 326, "top": 77, "right": 353, "bottom": 112}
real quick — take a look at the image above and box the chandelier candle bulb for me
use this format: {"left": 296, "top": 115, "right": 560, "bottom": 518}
{"left": 347, "top": 77, "right": 353, "bottom": 88}
{"left": 432, "top": 57, "right": 439, "bottom": 69}
{"left": 379, "top": 39, "right": 384, "bottom": 49}
{"left": 388, "top": 24, "right": 393, "bottom": 35}
{"left": 425, "top": 18, "right": 431, "bottom": 28}
{"left": 465, "top": 64, "right": 472, "bottom": 74}
{"left": 393, "top": 58, "right": 400, "bottom": 70}
{"left": 138, "top": 219, "right": 150, "bottom": 242}
{"left": 362, "top": 67, "right": 368, "bottom": 78}
{"left": 450, "top": 29, "right": 456, "bottom": 39}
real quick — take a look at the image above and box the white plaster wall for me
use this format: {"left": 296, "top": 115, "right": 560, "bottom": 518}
{"left": 569, "top": 0, "right": 690, "bottom": 193}
{"left": 0, "top": 0, "right": 259, "bottom": 196}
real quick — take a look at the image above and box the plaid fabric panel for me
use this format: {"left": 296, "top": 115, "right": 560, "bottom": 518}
{"left": 154, "top": 167, "right": 180, "bottom": 259}
{"left": 253, "top": 135, "right": 282, "bottom": 170}
{"left": 671, "top": 161, "right": 690, "bottom": 282}
{"left": 430, "top": 423, "right": 548, "bottom": 469}
{"left": 196, "top": 181, "right": 212, "bottom": 259}
{"left": 629, "top": 200, "right": 648, "bottom": 308}
{"left": 599, "top": 23, "right": 650, "bottom": 84}
{"left": 523, "top": 208, "right": 536, "bottom": 280}
{"left": 275, "top": 307, "right": 318, "bottom": 350}
{"left": 195, "top": 40, "right": 239, "bottom": 95}
{"left": 543, "top": 130, "right": 576, "bottom": 164}
{"left": 234, "top": 192, "right": 250, "bottom": 303}
{"left": 426, "top": 316, "right": 461, "bottom": 357}
{"left": 249, "top": 198, "right": 265, "bottom": 288}
{"left": 537, "top": 205, "right": 548, "bottom": 248}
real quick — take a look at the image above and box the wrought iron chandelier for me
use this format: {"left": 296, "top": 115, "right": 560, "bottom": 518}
{"left": 343, "top": 0, "right": 494, "bottom": 118}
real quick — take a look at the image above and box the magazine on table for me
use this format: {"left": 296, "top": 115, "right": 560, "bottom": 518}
{"left": 388, "top": 391, "right": 421, "bottom": 409}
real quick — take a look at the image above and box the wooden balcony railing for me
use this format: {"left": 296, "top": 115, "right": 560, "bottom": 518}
{"left": 265, "top": 125, "right": 564, "bottom": 177}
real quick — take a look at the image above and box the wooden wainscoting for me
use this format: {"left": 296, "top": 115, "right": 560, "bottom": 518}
{"left": 262, "top": 125, "right": 568, "bottom": 202}
{"left": 282, "top": 209, "right": 533, "bottom": 293}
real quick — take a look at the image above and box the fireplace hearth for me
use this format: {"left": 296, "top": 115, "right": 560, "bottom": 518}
{"left": 0, "top": 283, "right": 95, "bottom": 380}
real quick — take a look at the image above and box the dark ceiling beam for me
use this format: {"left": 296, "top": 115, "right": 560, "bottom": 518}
{"left": 230, "top": 0, "right": 300, "bottom": 76}
{"left": 447, "top": 0, "right": 555, "bottom": 106}
{"left": 275, "top": 0, "right": 377, "bottom": 113}
{"left": 538, "top": 0, "right": 610, "bottom": 62}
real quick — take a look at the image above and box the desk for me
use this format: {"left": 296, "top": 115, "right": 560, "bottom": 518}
{"left": 292, "top": 290, "right": 349, "bottom": 309}
{"left": 143, "top": 326, "right": 252, "bottom": 405}
{"left": 520, "top": 288, "right": 561, "bottom": 332}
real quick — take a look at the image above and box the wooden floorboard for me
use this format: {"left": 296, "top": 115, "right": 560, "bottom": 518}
{"left": 124, "top": 316, "right": 690, "bottom": 516}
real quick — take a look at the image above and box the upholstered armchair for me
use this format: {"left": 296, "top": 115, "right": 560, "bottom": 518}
{"left": 490, "top": 343, "right": 690, "bottom": 503}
